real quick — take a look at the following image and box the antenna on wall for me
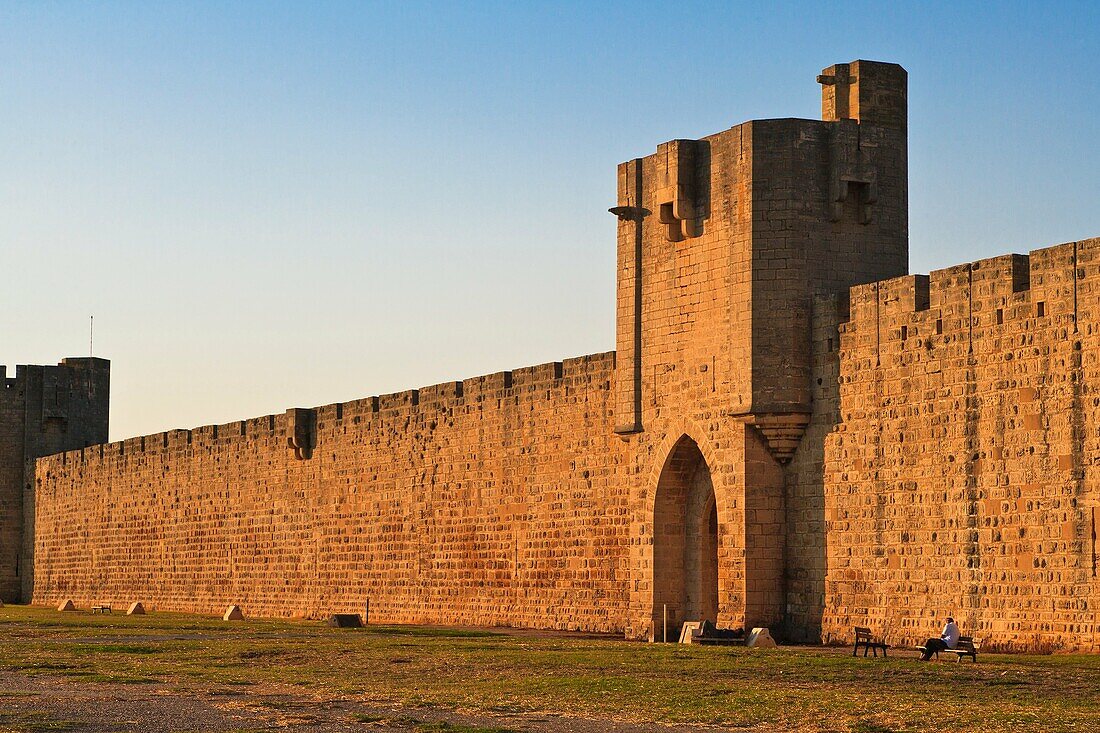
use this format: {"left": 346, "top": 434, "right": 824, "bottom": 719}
{"left": 89, "top": 315, "right": 94, "bottom": 357}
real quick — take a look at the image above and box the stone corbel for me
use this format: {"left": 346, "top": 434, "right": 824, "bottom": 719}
{"left": 608, "top": 205, "right": 650, "bottom": 221}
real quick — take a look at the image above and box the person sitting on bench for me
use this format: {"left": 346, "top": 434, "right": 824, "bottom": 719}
{"left": 919, "top": 617, "right": 960, "bottom": 660}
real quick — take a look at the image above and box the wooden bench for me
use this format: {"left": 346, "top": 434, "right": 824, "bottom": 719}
{"left": 948, "top": 636, "right": 980, "bottom": 662}
{"left": 853, "top": 626, "right": 889, "bottom": 657}
{"left": 90, "top": 603, "right": 112, "bottom": 614}
{"left": 694, "top": 636, "right": 746, "bottom": 647}
{"left": 917, "top": 635, "right": 980, "bottom": 661}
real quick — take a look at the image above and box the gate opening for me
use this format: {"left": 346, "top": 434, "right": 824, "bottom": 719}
{"left": 652, "top": 435, "right": 719, "bottom": 641}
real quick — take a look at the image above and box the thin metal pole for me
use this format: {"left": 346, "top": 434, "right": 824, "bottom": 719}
{"left": 663, "top": 604, "right": 668, "bottom": 643}
{"left": 89, "top": 316, "right": 94, "bottom": 356}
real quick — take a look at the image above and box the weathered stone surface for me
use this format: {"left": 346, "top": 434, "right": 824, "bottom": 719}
{"left": 816, "top": 242, "right": 1100, "bottom": 652}
{"left": 32, "top": 355, "right": 626, "bottom": 631}
{"left": 746, "top": 627, "right": 777, "bottom": 648}
{"left": 678, "top": 621, "right": 704, "bottom": 644}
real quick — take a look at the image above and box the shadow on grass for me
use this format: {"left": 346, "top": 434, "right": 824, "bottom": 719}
{"left": 361, "top": 626, "right": 505, "bottom": 639}
{"left": 348, "top": 717, "right": 519, "bottom": 733}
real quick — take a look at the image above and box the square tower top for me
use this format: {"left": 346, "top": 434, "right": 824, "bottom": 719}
{"left": 818, "top": 60, "right": 907, "bottom": 129}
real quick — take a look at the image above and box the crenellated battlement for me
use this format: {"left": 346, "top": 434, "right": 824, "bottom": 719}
{"left": 837, "top": 239, "right": 1100, "bottom": 346}
{"left": 39, "top": 351, "right": 617, "bottom": 471}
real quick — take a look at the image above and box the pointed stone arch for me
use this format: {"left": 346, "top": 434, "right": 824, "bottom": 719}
{"left": 627, "top": 418, "right": 785, "bottom": 642}
{"left": 650, "top": 434, "right": 720, "bottom": 641}
{"left": 643, "top": 417, "right": 722, "bottom": 515}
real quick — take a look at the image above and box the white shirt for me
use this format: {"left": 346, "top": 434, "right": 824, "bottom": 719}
{"left": 941, "top": 621, "right": 960, "bottom": 649}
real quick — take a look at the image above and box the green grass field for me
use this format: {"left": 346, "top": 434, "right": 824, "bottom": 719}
{"left": 0, "top": 605, "right": 1097, "bottom": 732}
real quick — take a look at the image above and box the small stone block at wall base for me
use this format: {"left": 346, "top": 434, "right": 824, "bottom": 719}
{"left": 746, "top": 628, "right": 777, "bottom": 648}
{"left": 328, "top": 613, "right": 364, "bottom": 628}
{"left": 223, "top": 605, "right": 244, "bottom": 621}
{"left": 127, "top": 602, "right": 146, "bottom": 616}
{"left": 57, "top": 599, "right": 76, "bottom": 612}
{"left": 679, "top": 620, "right": 704, "bottom": 644}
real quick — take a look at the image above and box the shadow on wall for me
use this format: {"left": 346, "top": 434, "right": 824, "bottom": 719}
{"left": 781, "top": 295, "right": 845, "bottom": 643}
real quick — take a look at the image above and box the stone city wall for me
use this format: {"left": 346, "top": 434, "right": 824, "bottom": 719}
{"left": 32, "top": 353, "right": 630, "bottom": 632}
{"left": 821, "top": 238, "right": 1100, "bottom": 652}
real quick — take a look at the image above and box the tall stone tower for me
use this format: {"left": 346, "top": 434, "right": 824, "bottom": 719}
{"left": 0, "top": 357, "right": 110, "bottom": 602}
{"left": 615, "top": 60, "right": 908, "bottom": 639}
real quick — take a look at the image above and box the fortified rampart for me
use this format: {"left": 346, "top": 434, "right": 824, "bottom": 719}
{"left": 817, "top": 240, "right": 1100, "bottom": 651}
{"left": 33, "top": 354, "right": 630, "bottom": 631}
{"left": 20, "top": 60, "right": 1100, "bottom": 651}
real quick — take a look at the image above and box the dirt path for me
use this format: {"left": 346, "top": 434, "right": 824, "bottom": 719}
{"left": 0, "top": 673, "right": 734, "bottom": 732}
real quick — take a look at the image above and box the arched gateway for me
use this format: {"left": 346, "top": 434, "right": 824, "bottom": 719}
{"left": 651, "top": 435, "right": 719, "bottom": 641}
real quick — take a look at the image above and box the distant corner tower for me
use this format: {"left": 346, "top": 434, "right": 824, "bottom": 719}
{"left": 612, "top": 58, "right": 907, "bottom": 462}
{"left": 0, "top": 357, "right": 110, "bottom": 602}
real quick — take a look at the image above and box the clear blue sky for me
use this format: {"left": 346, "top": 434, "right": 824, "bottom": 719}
{"left": 2, "top": 1, "right": 1097, "bottom": 440}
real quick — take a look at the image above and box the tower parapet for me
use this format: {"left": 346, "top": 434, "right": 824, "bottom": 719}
{"left": 818, "top": 60, "right": 907, "bottom": 129}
